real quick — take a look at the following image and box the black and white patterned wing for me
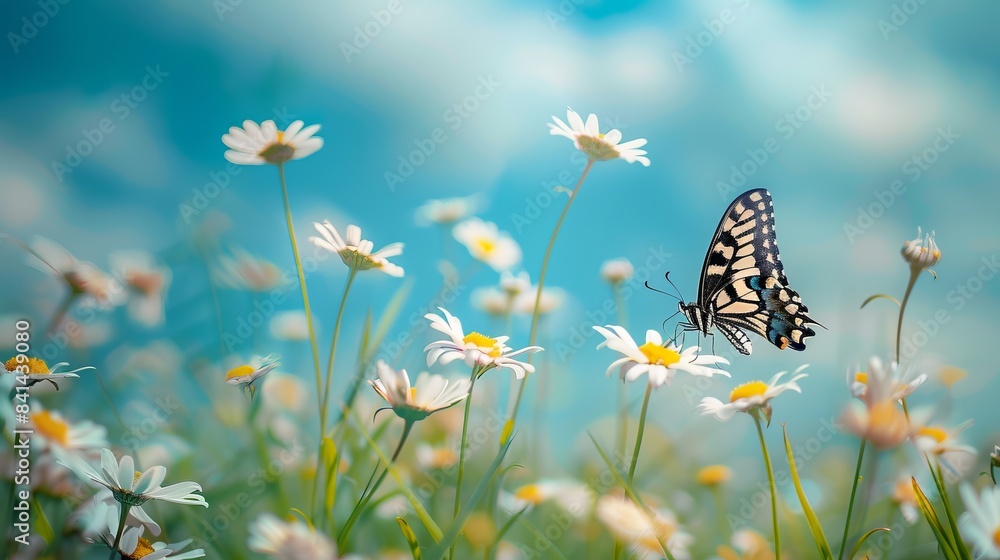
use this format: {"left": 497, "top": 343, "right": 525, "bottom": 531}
{"left": 697, "top": 189, "right": 819, "bottom": 354}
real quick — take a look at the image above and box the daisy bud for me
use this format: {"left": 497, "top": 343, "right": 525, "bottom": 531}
{"left": 601, "top": 258, "right": 635, "bottom": 285}
{"left": 901, "top": 227, "right": 941, "bottom": 271}
{"left": 991, "top": 445, "right": 1000, "bottom": 469}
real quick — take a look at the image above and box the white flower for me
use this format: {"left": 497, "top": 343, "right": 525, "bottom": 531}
{"left": 3, "top": 356, "right": 93, "bottom": 388}
{"left": 269, "top": 310, "right": 312, "bottom": 342}
{"left": 901, "top": 227, "right": 941, "bottom": 271}
{"left": 452, "top": 218, "right": 521, "bottom": 272}
{"left": 98, "top": 514, "right": 205, "bottom": 560}
{"left": 841, "top": 399, "right": 910, "bottom": 450}
{"left": 601, "top": 258, "right": 635, "bottom": 284}
{"left": 248, "top": 513, "right": 338, "bottom": 559}
{"left": 514, "top": 286, "right": 566, "bottom": 316}
{"left": 913, "top": 422, "right": 977, "bottom": 479}
{"left": 416, "top": 444, "right": 459, "bottom": 470}
{"left": 310, "top": 221, "right": 404, "bottom": 277}
{"left": 717, "top": 529, "right": 774, "bottom": 559}
{"left": 415, "top": 195, "right": 483, "bottom": 225}
{"left": 110, "top": 250, "right": 172, "bottom": 327}
{"left": 960, "top": 483, "right": 1000, "bottom": 559}
{"left": 424, "top": 308, "right": 542, "bottom": 379}
{"left": 592, "top": 326, "right": 729, "bottom": 388}
{"left": 72, "top": 490, "right": 161, "bottom": 538}
{"left": 890, "top": 477, "right": 919, "bottom": 525}
{"left": 549, "top": 108, "right": 650, "bottom": 166}
{"left": 596, "top": 496, "right": 693, "bottom": 559}
{"left": 848, "top": 357, "right": 927, "bottom": 404}
{"left": 499, "top": 479, "right": 594, "bottom": 517}
{"left": 369, "top": 360, "right": 471, "bottom": 422}
{"left": 500, "top": 271, "right": 531, "bottom": 296}
{"left": 698, "top": 366, "right": 808, "bottom": 422}
{"left": 222, "top": 119, "right": 323, "bottom": 165}
{"left": 213, "top": 247, "right": 287, "bottom": 292}
{"left": 28, "top": 236, "right": 125, "bottom": 308}
{"left": 28, "top": 405, "right": 108, "bottom": 465}
{"left": 60, "top": 448, "right": 208, "bottom": 519}
{"left": 471, "top": 286, "right": 510, "bottom": 316}
{"left": 225, "top": 354, "right": 280, "bottom": 387}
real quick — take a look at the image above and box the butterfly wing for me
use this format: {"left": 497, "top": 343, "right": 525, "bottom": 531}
{"left": 697, "top": 189, "right": 818, "bottom": 353}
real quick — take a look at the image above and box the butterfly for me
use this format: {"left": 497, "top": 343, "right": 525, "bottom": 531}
{"left": 674, "top": 188, "right": 820, "bottom": 355}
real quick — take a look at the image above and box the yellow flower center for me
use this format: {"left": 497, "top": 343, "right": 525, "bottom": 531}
{"left": 427, "top": 448, "right": 458, "bottom": 468}
{"left": 32, "top": 410, "right": 69, "bottom": 446}
{"left": 125, "top": 537, "right": 155, "bottom": 559}
{"left": 993, "top": 527, "right": 1000, "bottom": 549}
{"left": 4, "top": 356, "right": 50, "bottom": 374}
{"left": 463, "top": 332, "right": 502, "bottom": 358}
{"left": 729, "top": 381, "right": 769, "bottom": 402}
{"left": 408, "top": 387, "right": 417, "bottom": 402}
{"left": 133, "top": 471, "right": 143, "bottom": 484}
{"left": 226, "top": 364, "right": 254, "bottom": 380}
{"left": 637, "top": 343, "right": 681, "bottom": 366}
{"left": 917, "top": 426, "right": 948, "bottom": 443}
{"left": 475, "top": 237, "right": 496, "bottom": 255}
{"left": 854, "top": 372, "right": 867, "bottom": 384}
{"left": 939, "top": 366, "right": 966, "bottom": 388}
{"left": 696, "top": 465, "right": 732, "bottom": 486}
{"left": 514, "top": 484, "right": 546, "bottom": 504}
{"left": 276, "top": 131, "right": 285, "bottom": 143}
{"left": 125, "top": 270, "right": 163, "bottom": 296}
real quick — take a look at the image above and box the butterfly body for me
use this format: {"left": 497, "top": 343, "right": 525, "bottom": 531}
{"left": 679, "top": 188, "right": 819, "bottom": 355}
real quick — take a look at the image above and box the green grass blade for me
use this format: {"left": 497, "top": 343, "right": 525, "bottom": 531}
{"left": 397, "top": 517, "right": 423, "bottom": 560}
{"left": 847, "top": 527, "right": 890, "bottom": 559}
{"left": 31, "top": 498, "right": 54, "bottom": 544}
{"left": 912, "top": 477, "right": 960, "bottom": 560}
{"left": 425, "top": 438, "right": 514, "bottom": 560}
{"left": 782, "top": 425, "right": 833, "bottom": 560}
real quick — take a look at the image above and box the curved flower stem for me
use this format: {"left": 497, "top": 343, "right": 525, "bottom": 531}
{"left": 838, "top": 438, "right": 867, "bottom": 560}
{"left": 895, "top": 268, "right": 920, "bottom": 364}
{"left": 321, "top": 268, "right": 358, "bottom": 434}
{"left": 277, "top": 163, "right": 325, "bottom": 517}
{"left": 338, "top": 420, "right": 413, "bottom": 551}
{"left": 628, "top": 383, "right": 653, "bottom": 485}
{"left": 753, "top": 414, "right": 780, "bottom": 559}
{"left": 450, "top": 365, "right": 482, "bottom": 560}
{"left": 108, "top": 504, "right": 131, "bottom": 560}
{"left": 46, "top": 292, "right": 76, "bottom": 336}
{"left": 506, "top": 160, "right": 594, "bottom": 438}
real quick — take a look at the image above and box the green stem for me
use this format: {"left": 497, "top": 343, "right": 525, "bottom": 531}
{"left": 838, "top": 438, "right": 867, "bottom": 560}
{"left": 46, "top": 292, "right": 76, "bottom": 336}
{"left": 628, "top": 383, "right": 653, "bottom": 485}
{"left": 506, "top": 160, "right": 593, "bottom": 436}
{"left": 108, "top": 504, "right": 131, "bottom": 560}
{"left": 753, "top": 414, "right": 781, "bottom": 559}
{"left": 277, "top": 163, "right": 325, "bottom": 517}
{"left": 321, "top": 268, "right": 358, "bottom": 434}
{"left": 895, "top": 268, "right": 920, "bottom": 364}
{"left": 450, "top": 365, "right": 482, "bottom": 560}
{"left": 338, "top": 420, "right": 413, "bottom": 551}
{"left": 712, "top": 486, "right": 729, "bottom": 538}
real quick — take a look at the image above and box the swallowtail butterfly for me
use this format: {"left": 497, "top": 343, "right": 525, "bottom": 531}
{"left": 678, "top": 189, "right": 819, "bottom": 355}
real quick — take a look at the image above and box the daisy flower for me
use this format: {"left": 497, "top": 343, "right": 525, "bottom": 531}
{"left": 225, "top": 354, "right": 280, "bottom": 388}
{"left": 716, "top": 529, "right": 774, "bottom": 560}
{"left": 890, "top": 476, "right": 919, "bottom": 525}
{"left": 596, "top": 495, "right": 693, "bottom": 560}
{"left": 913, "top": 421, "right": 977, "bottom": 478}
{"left": 424, "top": 307, "right": 542, "bottom": 379}
{"left": 841, "top": 399, "right": 910, "bottom": 450}
{"left": 29, "top": 405, "right": 109, "bottom": 464}
{"left": 269, "top": 310, "right": 312, "bottom": 342}
{"left": 222, "top": 119, "right": 323, "bottom": 165}
{"left": 698, "top": 365, "right": 808, "bottom": 423}
{"left": 415, "top": 195, "right": 483, "bottom": 226}
{"left": 901, "top": 227, "right": 941, "bottom": 271}
{"left": 213, "top": 247, "right": 287, "bottom": 292}
{"left": 592, "top": 326, "right": 729, "bottom": 388}
{"left": 500, "top": 271, "right": 531, "bottom": 296}
{"left": 369, "top": 361, "right": 471, "bottom": 422}
{"left": 848, "top": 357, "right": 926, "bottom": 403}
{"left": 549, "top": 108, "right": 650, "bottom": 166}
{"left": 695, "top": 464, "right": 732, "bottom": 487}
{"left": 3, "top": 356, "right": 93, "bottom": 388}
{"left": 310, "top": 221, "right": 404, "bottom": 277}
{"left": 248, "top": 513, "right": 338, "bottom": 559}
{"left": 499, "top": 479, "right": 594, "bottom": 517}
{"left": 97, "top": 516, "right": 205, "bottom": 560}
{"left": 60, "top": 448, "right": 208, "bottom": 518}
{"left": 71, "top": 490, "right": 161, "bottom": 538}
{"left": 416, "top": 444, "right": 459, "bottom": 470}
{"left": 601, "top": 258, "right": 635, "bottom": 285}
{"left": 514, "top": 286, "right": 566, "bottom": 316}
{"left": 471, "top": 286, "right": 511, "bottom": 316}
{"left": 452, "top": 218, "right": 521, "bottom": 272}
{"left": 959, "top": 483, "right": 1000, "bottom": 559}
{"left": 110, "top": 250, "right": 172, "bottom": 327}
{"left": 28, "top": 236, "right": 125, "bottom": 309}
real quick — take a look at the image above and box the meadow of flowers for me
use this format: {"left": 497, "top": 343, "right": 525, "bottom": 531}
{"left": 1, "top": 109, "right": 997, "bottom": 560}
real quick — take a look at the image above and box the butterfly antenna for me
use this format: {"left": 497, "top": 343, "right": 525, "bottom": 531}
{"left": 663, "top": 271, "right": 686, "bottom": 302}
{"left": 644, "top": 280, "right": 680, "bottom": 302}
